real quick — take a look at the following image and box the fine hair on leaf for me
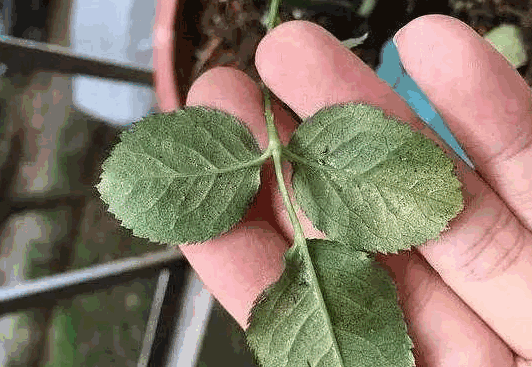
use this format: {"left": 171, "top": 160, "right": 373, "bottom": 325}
{"left": 97, "top": 107, "right": 264, "bottom": 245}
{"left": 285, "top": 103, "right": 463, "bottom": 253}
{"left": 246, "top": 239, "right": 415, "bottom": 367}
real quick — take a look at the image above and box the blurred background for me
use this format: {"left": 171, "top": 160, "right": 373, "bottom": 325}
{"left": 0, "top": 0, "right": 529, "bottom": 365}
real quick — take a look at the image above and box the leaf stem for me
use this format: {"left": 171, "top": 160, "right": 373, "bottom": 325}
{"left": 262, "top": 86, "right": 306, "bottom": 250}
{"left": 263, "top": 88, "right": 344, "bottom": 362}
{"left": 260, "top": 1, "right": 344, "bottom": 361}
{"left": 266, "top": 0, "right": 282, "bottom": 31}
{"left": 262, "top": 0, "right": 309, "bottom": 250}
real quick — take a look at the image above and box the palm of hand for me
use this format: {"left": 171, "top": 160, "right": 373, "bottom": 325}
{"left": 172, "top": 15, "right": 532, "bottom": 367}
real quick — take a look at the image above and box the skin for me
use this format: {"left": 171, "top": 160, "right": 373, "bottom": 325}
{"left": 172, "top": 15, "right": 532, "bottom": 367}
{"left": 153, "top": 0, "right": 180, "bottom": 111}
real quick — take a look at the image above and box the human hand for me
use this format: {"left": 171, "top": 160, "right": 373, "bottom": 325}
{"left": 174, "top": 15, "right": 532, "bottom": 366}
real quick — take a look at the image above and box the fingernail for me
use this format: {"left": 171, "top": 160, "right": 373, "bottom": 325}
{"left": 393, "top": 25, "right": 406, "bottom": 48}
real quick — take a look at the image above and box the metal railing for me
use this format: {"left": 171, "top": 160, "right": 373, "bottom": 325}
{"left": 0, "top": 34, "right": 213, "bottom": 367}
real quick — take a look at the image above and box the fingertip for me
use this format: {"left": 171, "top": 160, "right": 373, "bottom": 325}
{"left": 255, "top": 20, "right": 366, "bottom": 118}
{"left": 153, "top": 0, "right": 181, "bottom": 111}
{"left": 393, "top": 13, "right": 531, "bottom": 166}
{"left": 255, "top": 20, "right": 416, "bottom": 123}
{"left": 393, "top": 14, "right": 492, "bottom": 78}
{"left": 393, "top": 14, "right": 473, "bottom": 49}
{"left": 256, "top": 20, "right": 339, "bottom": 78}
{"left": 179, "top": 222, "right": 288, "bottom": 329}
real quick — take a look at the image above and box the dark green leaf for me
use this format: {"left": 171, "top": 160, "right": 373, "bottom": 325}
{"left": 97, "top": 107, "right": 262, "bottom": 244}
{"left": 287, "top": 103, "right": 463, "bottom": 253}
{"left": 247, "top": 239, "right": 414, "bottom": 367}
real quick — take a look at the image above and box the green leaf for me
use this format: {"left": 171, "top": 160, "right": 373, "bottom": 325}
{"left": 247, "top": 239, "right": 414, "bottom": 367}
{"left": 286, "top": 103, "right": 463, "bottom": 253}
{"left": 97, "top": 107, "right": 263, "bottom": 244}
{"left": 484, "top": 24, "right": 527, "bottom": 69}
{"left": 44, "top": 307, "right": 76, "bottom": 367}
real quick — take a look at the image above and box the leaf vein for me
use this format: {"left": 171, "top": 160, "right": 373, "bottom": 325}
{"left": 320, "top": 171, "right": 384, "bottom": 240}
{"left": 127, "top": 151, "right": 264, "bottom": 177}
{"left": 259, "top": 275, "right": 298, "bottom": 352}
{"left": 326, "top": 288, "right": 379, "bottom": 319}
{"left": 314, "top": 342, "right": 334, "bottom": 367}
{"left": 300, "top": 114, "right": 343, "bottom": 151}
{"left": 194, "top": 119, "right": 242, "bottom": 163}
{"left": 286, "top": 306, "right": 321, "bottom": 359}
{"left": 180, "top": 175, "right": 217, "bottom": 215}
{"left": 333, "top": 326, "right": 389, "bottom": 364}
{"left": 271, "top": 291, "right": 314, "bottom": 344}
{"left": 312, "top": 170, "right": 455, "bottom": 241}
{"left": 373, "top": 183, "right": 403, "bottom": 234}
{"left": 209, "top": 173, "right": 247, "bottom": 229}
{"left": 146, "top": 126, "right": 221, "bottom": 169}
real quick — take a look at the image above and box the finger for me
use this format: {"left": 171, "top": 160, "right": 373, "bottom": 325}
{"left": 153, "top": 0, "right": 180, "bottom": 111}
{"left": 394, "top": 15, "right": 532, "bottom": 359}
{"left": 182, "top": 67, "right": 325, "bottom": 329}
{"left": 185, "top": 67, "right": 324, "bottom": 240}
{"left": 254, "top": 20, "right": 447, "bottom": 244}
{"left": 255, "top": 19, "right": 523, "bottom": 361}
{"left": 377, "top": 251, "right": 514, "bottom": 366}
{"left": 266, "top": 95, "right": 328, "bottom": 241}
{"left": 256, "top": 21, "right": 421, "bottom": 125}
{"left": 394, "top": 14, "right": 532, "bottom": 230}
{"left": 181, "top": 67, "right": 288, "bottom": 328}
{"left": 255, "top": 19, "right": 473, "bottom": 252}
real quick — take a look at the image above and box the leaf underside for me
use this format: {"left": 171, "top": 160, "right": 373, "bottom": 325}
{"left": 97, "top": 107, "right": 262, "bottom": 244}
{"left": 247, "top": 239, "right": 414, "bottom": 367}
{"left": 287, "top": 103, "right": 463, "bottom": 253}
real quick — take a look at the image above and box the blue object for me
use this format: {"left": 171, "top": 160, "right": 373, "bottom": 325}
{"left": 376, "top": 38, "right": 474, "bottom": 168}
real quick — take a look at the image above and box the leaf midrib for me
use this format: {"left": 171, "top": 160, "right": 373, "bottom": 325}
{"left": 295, "top": 247, "right": 346, "bottom": 367}
{"left": 285, "top": 149, "right": 458, "bottom": 207}
{"left": 127, "top": 150, "right": 266, "bottom": 178}
{"left": 310, "top": 177, "right": 434, "bottom": 244}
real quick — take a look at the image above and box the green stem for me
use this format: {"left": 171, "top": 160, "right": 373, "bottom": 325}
{"left": 266, "top": 0, "right": 282, "bottom": 31}
{"left": 263, "top": 86, "right": 306, "bottom": 250}
{"left": 262, "top": 0, "right": 306, "bottom": 250}
{"left": 260, "top": 1, "right": 343, "bottom": 359}
{"left": 262, "top": 88, "right": 343, "bottom": 363}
